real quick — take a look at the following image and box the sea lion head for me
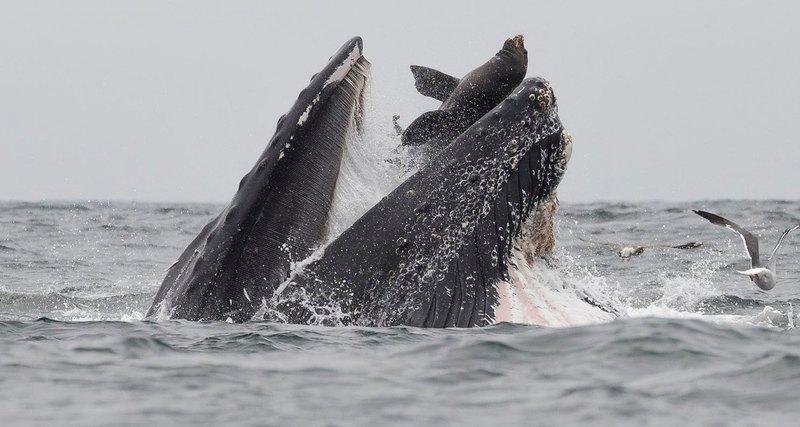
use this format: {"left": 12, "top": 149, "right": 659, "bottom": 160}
{"left": 498, "top": 34, "right": 528, "bottom": 78}
{"left": 503, "top": 34, "right": 526, "bottom": 53}
{"left": 502, "top": 35, "right": 527, "bottom": 59}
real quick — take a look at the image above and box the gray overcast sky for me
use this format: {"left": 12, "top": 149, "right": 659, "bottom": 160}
{"left": 1, "top": 1, "right": 798, "bottom": 203}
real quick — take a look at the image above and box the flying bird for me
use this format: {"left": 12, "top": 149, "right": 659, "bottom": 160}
{"left": 693, "top": 210, "right": 799, "bottom": 290}
{"left": 578, "top": 236, "right": 702, "bottom": 260}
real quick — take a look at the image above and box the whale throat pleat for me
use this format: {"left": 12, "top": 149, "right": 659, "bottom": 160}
{"left": 220, "top": 57, "right": 372, "bottom": 308}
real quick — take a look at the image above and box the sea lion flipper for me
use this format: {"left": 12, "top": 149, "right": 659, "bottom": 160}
{"left": 401, "top": 109, "right": 457, "bottom": 146}
{"left": 410, "top": 65, "right": 459, "bottom": 102}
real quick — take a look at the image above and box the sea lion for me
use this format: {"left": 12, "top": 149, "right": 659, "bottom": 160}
{"left": 401, "top": 35, "right": 528, "bottom": 148}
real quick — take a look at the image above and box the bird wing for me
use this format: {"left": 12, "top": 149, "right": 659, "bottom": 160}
{"left": 768, "top": 224, "right": 800, "bottom": 268}
{"left": 577, "top": 236, "right": 623, "bottom": 250}
{"left": 693, "top": 210, "right": 760, "bottom": 267}
{"left": 642, "top": 242, "right": 703, "bottom": 250}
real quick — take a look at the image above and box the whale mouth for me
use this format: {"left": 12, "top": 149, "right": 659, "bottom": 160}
{"left": 148, "top": 38, "right": 571, "bottom": 328}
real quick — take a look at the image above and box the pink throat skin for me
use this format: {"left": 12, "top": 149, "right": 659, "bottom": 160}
{"left": 490, "top": 195, "right": 614, "bottom": 328}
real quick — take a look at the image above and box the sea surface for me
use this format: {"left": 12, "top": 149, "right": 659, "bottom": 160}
{"left": 2, "top": 200, "right": 800, "bottom": 426}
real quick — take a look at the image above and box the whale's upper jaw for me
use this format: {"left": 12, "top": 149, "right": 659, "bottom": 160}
{"left": 411, "top": 78, "right": 568, "bottom": 327}
{"left": 147, "top": 37, "right": 371, "bottom": 321}
{"left": 358, "top": 78, "right": 569, "bottom": 327}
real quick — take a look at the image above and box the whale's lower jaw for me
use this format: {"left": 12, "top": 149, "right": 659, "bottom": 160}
{"left": 147, "top": 38, "right": 372, "bottom": 322}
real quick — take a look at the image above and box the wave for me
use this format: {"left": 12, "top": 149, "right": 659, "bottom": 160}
{"left": 1, "top": 201, "right": 91, "bottom": 212}
{"left": 0, "top": 288, "right": 152, "bottom": 322}
{"left": 153, "top": 206, "right": 217, "bottom": 216}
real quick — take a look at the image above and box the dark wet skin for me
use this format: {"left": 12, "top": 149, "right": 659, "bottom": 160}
{"left": 401, "top": 35, "right": 528, "bottom": 149}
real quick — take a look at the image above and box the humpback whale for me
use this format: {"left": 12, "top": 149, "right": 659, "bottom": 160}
{"left": 269, "top": 78, "right": 571, "bottom": 327}
{"left": 401, "top": 35, "right": 528, "bottom": 148}
{"left": 147, "top": 37, "right": 370, "bottom": 321}
{"left": 149, "top": 37, "right": 575, "bottom": 328}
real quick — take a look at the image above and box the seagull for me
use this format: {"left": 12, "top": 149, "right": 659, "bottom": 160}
{"left": 693, "top": 210, "right": 799, "bottom": 290}
{"left": 578, "top": 236, "right": 702, "bottom": 260}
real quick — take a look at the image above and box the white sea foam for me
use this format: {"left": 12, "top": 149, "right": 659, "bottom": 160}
{"left": 547, "top": 240, "right": 799, "bottom": 330}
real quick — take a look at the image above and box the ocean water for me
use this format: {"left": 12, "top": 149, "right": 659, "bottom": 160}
{"left": 2, "top": 200, "right": 800, "bottom": 426}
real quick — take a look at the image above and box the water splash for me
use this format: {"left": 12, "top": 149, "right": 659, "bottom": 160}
{"left": 325, "top": 82, "right": 413, "bottom": 241}
{"left": 553, "top": 211, "right": 800, "bottom": 331}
